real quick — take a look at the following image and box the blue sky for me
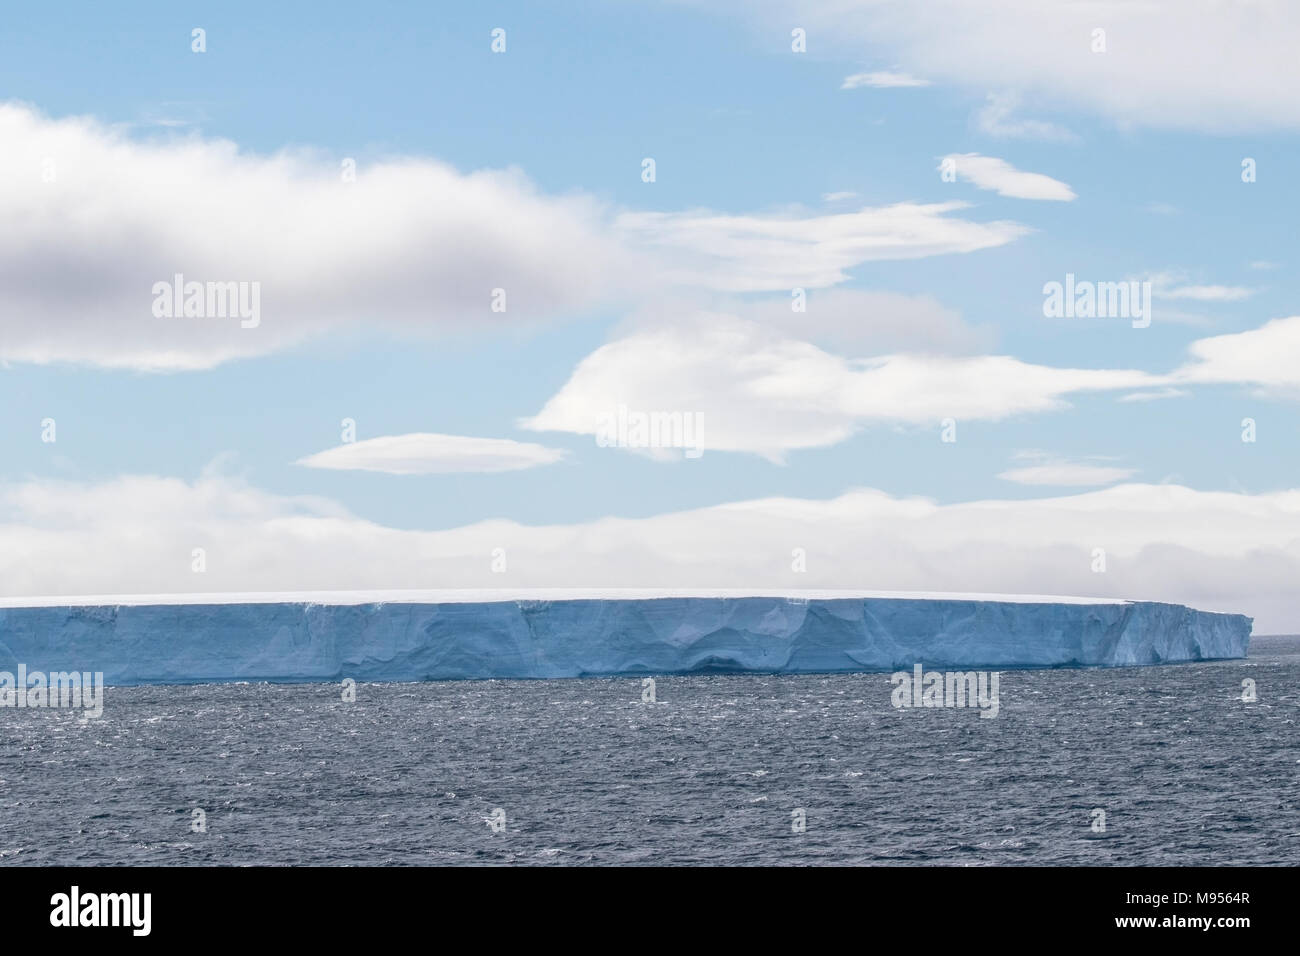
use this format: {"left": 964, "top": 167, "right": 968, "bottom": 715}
{"left": 1, "top": 1, "right": 1298, "bottom": 628}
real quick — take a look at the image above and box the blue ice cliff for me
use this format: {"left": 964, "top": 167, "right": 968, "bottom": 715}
{"left": 0, "top": 591, "right": 1252, "bottom": 685}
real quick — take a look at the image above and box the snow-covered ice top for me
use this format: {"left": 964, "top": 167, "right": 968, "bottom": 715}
{"left": 0, "top": 587, "right": 1133, "bottom": 608}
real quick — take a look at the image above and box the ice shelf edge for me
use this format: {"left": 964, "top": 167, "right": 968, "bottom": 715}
{"left": 0, "top": 595, "right": 1252, "bottom": 686}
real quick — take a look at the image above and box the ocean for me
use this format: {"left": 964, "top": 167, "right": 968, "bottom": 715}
{"left": 2, "top": 636, "right": 1296, "bottom": 866}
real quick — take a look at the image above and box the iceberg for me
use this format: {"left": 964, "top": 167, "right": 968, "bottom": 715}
{"left": 0, "top": 589, "right": 1252, "bottom": 686}
{"left": 0, "top": 587, "right": 1253, "bottom": 686}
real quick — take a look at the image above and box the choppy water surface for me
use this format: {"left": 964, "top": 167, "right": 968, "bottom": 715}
{"left": 2, "top": 637, "right": 1296, "bottom": 865}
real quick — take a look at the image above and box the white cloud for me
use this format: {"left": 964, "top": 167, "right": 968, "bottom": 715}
{"left": 1144, "top": 309, "right": 1217, "bottom": 328}
{"left": 705, "top": 1, "right": 1300, "bottom": 133}
{"left": 615, "top": 202, "right": 1029, "bottom": 292}
{"left": 975, "top": 92, "right": 1078, "bottom": 142}
{"left": 1148, "top": 271, "right": 1253, "bottom": 302}
{"left": 1117, "top": 388, "right": 1191, "bottom": 403}
{"left": 3, "top": 474, "right": 1295, "bottom": 630}
{"left": 295, "top": 433, "right": 566, "bottom": 475}
{"left": 998, "top": 458, "right": 1137, "bottom": 486}
{"left": 0, "top": 103, "right": 1032, "bottom": 370}
{"left": 738, "top": 287, "right": 993, "bottom": 354}
{"left": 1144, "top": 202, "right": 1179, "bottom": 216}
{"left": 941, "top": 153, "right": 1075, "bottom": 201}
{"left": 1163, "top": 285, "right": 1254, "bottom": 303}
{"left": 520, "top": 315, "right": 1157, "bottom": 460}
{"left": 1172, "top": 316, "right": 1300, "bottom": 393}
{"left": 841, "top": 71, "right": 931, "bottom": 89}
{"left": 0, "top": 104, "right": 637, "bottom": 371}
{"left": 523, "top": 313, "right": 1300, "bottom": 459}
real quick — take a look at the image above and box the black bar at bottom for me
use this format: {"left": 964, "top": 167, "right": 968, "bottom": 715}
{"left": 0, "top": 865, "right": 1275, "bottom": 941}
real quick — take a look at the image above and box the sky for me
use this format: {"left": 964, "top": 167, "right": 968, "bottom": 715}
{"left": 1, "top": 1, "right": 1298, "bottom": 630}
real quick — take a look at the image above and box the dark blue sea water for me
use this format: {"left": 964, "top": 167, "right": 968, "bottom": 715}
{"left": 2, "top": 637, "right": 1297, "bottom": 866}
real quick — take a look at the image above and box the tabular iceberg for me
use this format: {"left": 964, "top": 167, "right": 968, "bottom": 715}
{"left": 0, "top": 590, "right": 1252, "bottom": 686}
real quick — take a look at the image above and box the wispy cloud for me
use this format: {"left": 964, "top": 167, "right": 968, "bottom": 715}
{"left": 975, "top": 92, "right": 1078, "bottom": 142}
{"left": 1165, "top": 285, "right": 1254, "bottom": 302}
{"left": 739, "top": 287, "right": 994, "bottom": 354}
{"left": 841, "top": 71, "right": 931, "bottom": 89}
{"left": 296, "top": 434, "right": 566, "bottom": 475}
{"left": 1167, "top": 285, "right": 1252, "bottom": 302}
{"left": 1150, "top": 272, "right": 1254, "bottom": 302}
{"left": 1117, "top": 388, "right": 1191, "bottom": 403}
{"left": 712, "top": 1, "right": 1300, "bottom": 133}
{"left": 614, "top": 202, "right": 1029, "bottom": 292}
{"left": 940, "top": 152, "right": 1075, "bottom": 201}
{"left": 998, "top": 454, "right": 1136, "bottom": 487}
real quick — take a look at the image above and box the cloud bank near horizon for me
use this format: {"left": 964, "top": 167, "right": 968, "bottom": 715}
{"left": 1, "top": 473, "right": 1294, "bottom": 630}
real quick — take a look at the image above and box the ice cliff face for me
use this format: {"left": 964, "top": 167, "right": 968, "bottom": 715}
{"left": 0, "top": 595, "right": 1252, "bottom": 686}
